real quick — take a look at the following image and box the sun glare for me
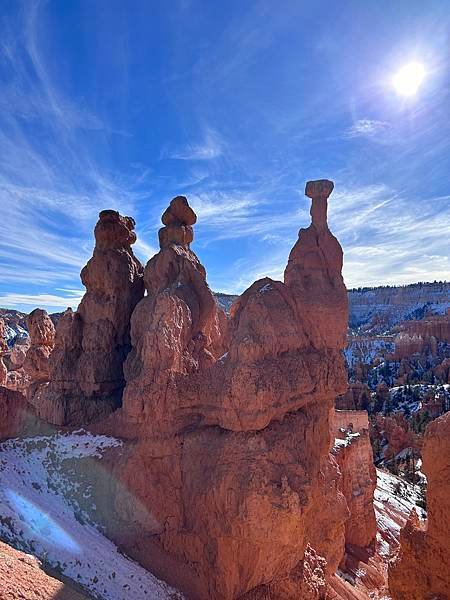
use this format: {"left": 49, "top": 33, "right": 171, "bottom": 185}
{"left": 392, "top": 62, "right": 426, "bottom": 97}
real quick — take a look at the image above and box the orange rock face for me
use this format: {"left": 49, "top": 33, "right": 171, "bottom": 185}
{"left": 333, "top": 410, "right": 377, "bottom": 550}
{"left": 105, "top": 182, "right": 349, "bottom": 599}
{"left": 0, "top": 539, "right": 89, "bottom": 600}
{"left": 23, "top": 308, "right": 55, "bottom": 405}
{"left": 336, "top": 382, "right": 371, "bottom": 411}
{"left": 398, "top": 308, "right": 450, "bottom": 344}
{"left": 9, "top": 335, "right": 30, "bottom": 369}
{"left": 39, "top": 210, "right": 144, "bottom": 425}
{"left": 0, "top": 386, "right": 44, "bottom": 440}
{"left": 389, "top": 411, "right": 450, "bottom": 599}
{"left": 371, "top": 413, "right": 416, "bottom": 461}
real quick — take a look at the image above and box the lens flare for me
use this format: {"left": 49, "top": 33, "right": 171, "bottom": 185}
{"left": 6, "top": 489, "right": 81, "bottom": 554}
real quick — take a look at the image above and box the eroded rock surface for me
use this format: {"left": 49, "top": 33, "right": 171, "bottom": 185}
{"left": 105, "top": 182, "right": 349, "bottom": 599}
{"left": 23, "top": 308, "right": 55, "bottom": 405}
{"left": 0, "top": 386, "right": 45, "bottom": 440}
{"left": 0, "top": 540, "right": 90, "bottom": 600}
{"left": 333, "top": 410, "right": 377, "bottom": 550}
{"left": 40, "top": 210, "right": 144, "bottom": 425}
{"left": 389, "top": 411, "right": 450, "bottom": 599}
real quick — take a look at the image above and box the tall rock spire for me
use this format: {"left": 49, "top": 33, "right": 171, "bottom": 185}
{"left": 122, "top": 195, "right": 225, "bottom": 422}
{"left": 39, "top": 209, "right": 144, "bottom": 425}
{"left": 284, "top": 179, "right": 347, "bottom": 350}
{"left": 23, "top": 309, "right": 55, "bottom": 404}
{"left": 306, "top": 178, "right": 334, "bottom": 230}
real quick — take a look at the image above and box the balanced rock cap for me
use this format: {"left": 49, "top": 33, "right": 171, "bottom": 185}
{"left": 94, "top": 210, "right": 137, "bottom": 249}
{"left": 162, "top": 196, "right": 197, "bottom": 226}
{"left": 305, "top": 179, "right": 334, "bottom": 199}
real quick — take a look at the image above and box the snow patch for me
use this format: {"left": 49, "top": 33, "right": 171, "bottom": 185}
{"left": 0, "top": 430, "right": 183, "bottom": 599}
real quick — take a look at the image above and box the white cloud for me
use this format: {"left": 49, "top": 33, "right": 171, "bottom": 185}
{"left": 134, "top": 238, "right": 158, "bottom": 263}
{"left": 343, "top": 119, "right": 388, "bottom": 139}
{"left": 162, "top": 129, "right": 223, "bottom": 160}
{"left": 0, "top": 291, "right": 83, "bottom": 312}
{"left": 0, "top": 4, "right": 152, "bottom": 303}
{"left": 207, "top": 182, "right": 449, "bottom": 294}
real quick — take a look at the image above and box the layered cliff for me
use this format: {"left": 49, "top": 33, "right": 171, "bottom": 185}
{"left": 39, "top": 210, "right": 144, "bottom": 425}
{"left": 389, "top": 411, "right": 450, "bottom": 599}
{"left": 349, "top": 282, "right": 450, "bottom": 333}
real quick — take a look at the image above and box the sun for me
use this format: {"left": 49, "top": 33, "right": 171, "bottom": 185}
{"left": 392, "top": 62, "right": 426, "bottom": 97}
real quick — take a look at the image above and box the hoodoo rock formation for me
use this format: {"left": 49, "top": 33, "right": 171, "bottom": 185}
{"left": 333, "top": 410, "right": 377, "bottom": 550}
{"left": 389, "top": 411, "right": 450, "bottom": 600}
{"left": 23, "top": 308, "right": 55, "bottom": 405}
{"left": 103, "top": 182, "right": 351, "bottom": 599}
{"left": 121, "top": 194, "right": 225, "bottom": 428}
{"left": 284, "top": 179, "right": 348, "bottom": 350}
{"left": 39, "top": 210, "right": 144, "bottom": 425}
{"left": 5, "top": 334, "right": 31, "bottom": 393}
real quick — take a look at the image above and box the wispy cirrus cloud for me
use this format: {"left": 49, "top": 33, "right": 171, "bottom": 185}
{"left": 201, "top": 182, "right": 449, "bottom": 294}
{"left": 0, "top": 2, "right": 153, "bottom": 312}
{"left": 0, "top": 290, "right": 84, "bottom": 313}
{"left": 1, "top": 0, "right": 449, "bottom": 313}
{"left": 161, "top": 129, "right": 223, "bottom": 160}
{"left": 343, "top": 119, "right": 388, "bottom": 139}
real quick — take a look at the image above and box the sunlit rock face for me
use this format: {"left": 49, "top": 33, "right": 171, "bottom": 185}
{"left": 5, "top": 335, "right": 31, "bottom": 393}
{"left": 9, "top": 336, "right": 30, "bottom": 370}
{"left": 121, "top": 195, "right": 226, "bottom": 429}
{"left": 0, "top": 540, "right": 87, "bottom": 600}
{"left": 389, "top": 411, "right": 450, "bottom": 599}
{"left": 23, "top": 308, "right": 55, "bottom": 407}
{"left": 332, "top": 410, "right": 377, "bottom": 550}
{"left": 108, "top": 182, "right": 349, "bottom": 599}
{"left": 39, "top": 210, "right": 144, "bottom": 426}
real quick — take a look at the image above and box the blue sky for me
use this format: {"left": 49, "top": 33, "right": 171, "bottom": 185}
{"left": 0, "top": 0, "right": 449, "bottom": 313}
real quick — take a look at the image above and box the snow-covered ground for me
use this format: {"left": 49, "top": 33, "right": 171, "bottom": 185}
{"left": 374, "top": 468, "right": 425, "bottom": 558}
{"left": 389, "top": 383, "right": 449, "bottom": 412}
{"left": 344, "top": 336, "right": 394, "bottom": 370}
{"left": 348, "top": 282, "right": 450, "bottom": 333}
{"left": 4, "top": 324, "right": 28, "bottom": 345}
{"left": 0, "top": 430, "right": 183, "bottom": 600}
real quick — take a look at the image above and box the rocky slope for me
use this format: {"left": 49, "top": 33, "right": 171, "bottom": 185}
{"left": 0, "top": 318, "right": 8, "bottom": 386}
{"left": 0, "top": 309, "right": 28, "bottom": 346}
{"left": 0, "top": 539, "right": 91, "bottom": 600}
{"left": 0, "top": 430, "right": 182, "bottom": 600}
